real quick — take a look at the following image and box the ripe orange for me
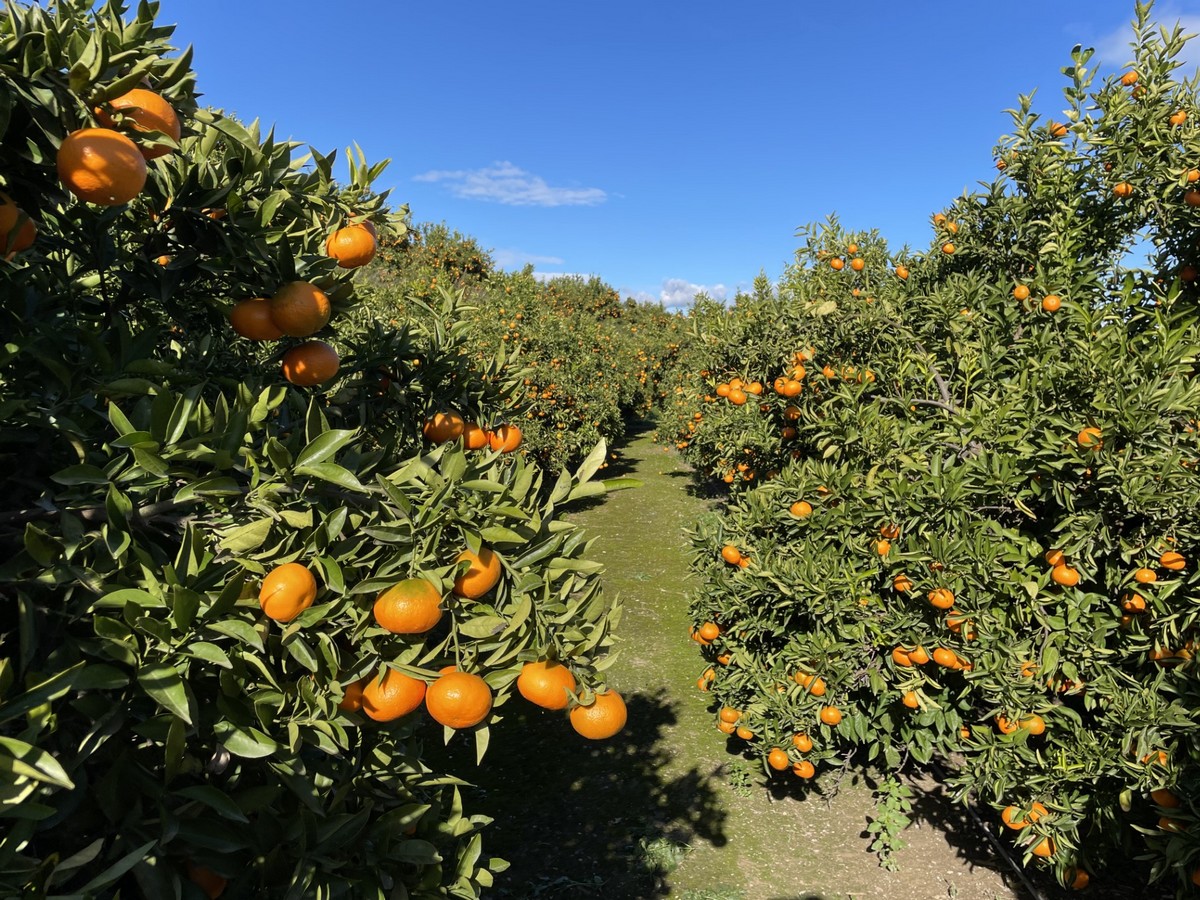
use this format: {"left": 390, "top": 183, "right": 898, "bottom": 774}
{"left": 1031, "top": 837, "right": 1055, "bottom": 858}
{"left": 850, "top": 258, "right": 865, "bottom": 272}
{"left": 932, "top": 647, "right": 958, "bottom": 668}
{"left": 361, "top": 667, "right": 427, "bottom": 722}
{"left": 423, "top": 410, "right": 466, "bottom": 443}
{"left": 185, "top": 862, "right": 227, "bottom": 899}
{"left": 847, "top": 242, "right": 859, "bottom": 254}
{"left": 1186, "top": 191, "right": 1200, "bottom": 207}
{"left": 1134, "top": 567, "right": 1157, "bottom": 584}
{"left": 569, "top": 690, "right": 627, "bottom": 739}
{"left": 792, "top": 732, "right": 813, "bottom": 753}
{"left": 792, "top": 760, "right": 816, "bottom": 779}
{"left": 95, "top": 88, "right": 181, "bottom": 159}
{"left": 907, "top": 646, "right": 930, "bottom": 665}
{"left": 880, "top": 523, "right": 901, "bottom": 540}
{"left": 1065, "top": 868, "right": 1089, "bottom": 890}
{"left": 1113, "top": 181, "right": 1133, "bottom": 198}
{"left": 326, "top": 223, "right": 377, "bottom": 268}
{"left": 1160, "top": 550, "right": 1186, "bottom": 571}
{"left": 699, "top": 622, "right": 721, "bottom": 642}
{"left": 717, "top": 719, "right": 736, "bottom": 734}
{"left": 1121, "top": 70, "right": 1139, "bottom": 86}
{"left": 928, "top": 588, "right": 955, "bottom": 610}
{"left": 735, "top": 726, "right": 754, "bottom": 740}
{"left": 373, "top": 578, "right": 443, "bottom": 634}
{"left": 830, "top": 257, "right": 845, "bottom": 270}
{"left": 1121, "top": 593, "right": 1147, "bottom": 614}
{"left": 721, "top": 544, "right": 742, "bottom": 564}
{"left": 0, "top": 192, "right": 36, "bottom": 256}
{"left": 892, "top": 574, "right": 914, "bottom": 593}
{"left": 819, "top": 706, "right": 842, "bottom": 726}
{"left": 790, "top": 500, "right": 813, "bottom": 518}
{"left": 57, "top": 127, "right": 147, "bottom": 205}
{"left": 767, "top": 747, "right": 790, "bottom": 770}
{"left": 281, "top": 341, "right": 339, "bottom": 387}
{"left": 895, "top": 265, "right": 909, "bottom": 280}
{"left": 337, "top": 678, "right": 366, "bottom": 712}
{"left": 1051, "top": 564, "right": 1080, "bottom": 587}
{"left": 1013, "top": 284, "right": 1030, "bottom": 301}
{"left": 1041, "top": 294, "right": 1061, "bottom": 312}
{"left": 892, "top": 647, "right": 913, "bottom": 667}
{"left": 258, "top": 562, "right": 317, "bottom": 622}
{"left": 996, "top": 715, "right": 1019, "bottom": 735}
{"left": 1044, "top": 549, "right": 1065, "bottom": 567}
{"left": 229, "top": 298, "right": 284, "bottom": 341}
{"left": 488, "top": 424, "right": 523, "bottom": 452}
{"left": 1020, "top": 714, "right": 1046, "bottom": 736}
{"left": 727, "top": 388, "right": 748, "bottom": 405}
{"left": 1150, "top": 788, "right": 1180, "bottom": 808}
{"left": 426, "top": 671, "right": 493, "bottom": 729}
{"left": 461, "top": 421, "right": 489, "bottom": 449}
{"left": 1001, "top": 802, "right": 1048, "bottom": 830}
{"left": 453, "top": 546, "right": 502, "bottom": 598}
{"left": 941, "top": 242, "right": 955, "bottom": 255}
{"left": 901, "top": 691, "right": 919, "bottom": 709}
{"left": 269, "top": 281, "right": 331, "bottom": 337}
{"left": 719, "top": 707, "right": 741, "bottom": 724}
{"left": 1049, "top": 121, "right": 1069, "bottom": 138}
{"left": 875, "top": 539, "right": 891, "bottom": 556}
{"left": 1076, "top": 426, "right": 1103, "bottom": 449}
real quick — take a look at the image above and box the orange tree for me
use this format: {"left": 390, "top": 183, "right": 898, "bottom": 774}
{"left": 684, "top": 7, "right": 1200, "bottom": 892}
{"left": 373, "top": 224, "right": 689, "bottom": 473}
{"left": 0, "top": 2, "right": 626, "bottom": 897}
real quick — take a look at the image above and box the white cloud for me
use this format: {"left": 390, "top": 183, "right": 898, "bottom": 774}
{"left": 491, "top": 248, "right": 565, "bottom": 270}
{"left": 659, "top": 278, "right": 728, "bottom": 309}
{"left": 1090, "top": 9, "right": 1200, "bottom": 73}
{"left": 413, "top": 161, "right": 607, "bottom": 207}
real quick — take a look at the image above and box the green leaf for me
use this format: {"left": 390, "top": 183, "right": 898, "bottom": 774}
{"left": 219, "top": 517, "right": 273, "bottom": 553}
{"left": 295, "top": 429, "right": 358, "bottom": 468}
{"left": 218, "top": 724, "right": 279, "bottom": 759}
{"left": 0, "top": 662, "right": 84, "bottom": 725}
{"left": 50, "top": 464, "right": 109, "bottom": 485}
{"left": 137, "top": 663, "right": 192, "bottom": 724}
{"left": 208, "top": 619, "right": 264, "bottom": 652}
{"left": 457, "top": 616, "right": 505, "bottom": 639}
{"left": 295, "top": 463, "right": 367, "bottom": 492}
{"left": 186, "top": 642, "right": 232, "bottom": 668}
{"left": 175, "top": 785, "right": 249, "bottom": 822}
{"left": 0, "top": 736, "right": 75, "bottom": 789}
{"left": 77, "top": 840, "right": 156, "bottom": 893}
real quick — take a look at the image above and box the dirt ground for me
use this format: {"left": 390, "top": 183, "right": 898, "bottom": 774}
{"left": 427, "top": 425, "right": 1173, "bottom": 900}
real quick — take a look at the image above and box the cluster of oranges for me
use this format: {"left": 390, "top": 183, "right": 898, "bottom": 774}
{"left": 255, "top": 551, "right": 625, "bottom": 740}
{"left": 422, "top": 409, "right": 524, "bottom": 454}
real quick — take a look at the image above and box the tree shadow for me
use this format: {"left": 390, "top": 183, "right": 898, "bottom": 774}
{"left": 425, "top": 688, "right": 728, "bottom": 898}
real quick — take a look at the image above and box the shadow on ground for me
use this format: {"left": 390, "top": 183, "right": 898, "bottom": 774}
{"left": 427, "top": 687, "right": 728, "bottom": 899}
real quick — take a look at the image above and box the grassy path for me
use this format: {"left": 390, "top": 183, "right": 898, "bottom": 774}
{"left": 442, "top": 426, "right": 1031, "bottom": 899}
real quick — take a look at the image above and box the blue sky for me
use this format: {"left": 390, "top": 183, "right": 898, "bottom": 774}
{"left": 160, "top": 1, "right": 1200, "bottom": 307}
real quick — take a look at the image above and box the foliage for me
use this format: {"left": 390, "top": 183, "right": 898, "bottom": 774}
{"left": 680, "top": 6, "right": 1200, "bottom": 892}
{"left": 0, "top": 2, "right": 622, "bottom": 897}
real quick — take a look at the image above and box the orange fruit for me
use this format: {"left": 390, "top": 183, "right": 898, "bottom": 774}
{"left": 1049, "top": 121, "right": 1069, "bottom": 138}
{"left": 819, "top": 706, "right": 842, "bottom": 726}
{"left": 875, "top": 539, "right": 891, "bottom": 556}
{"left": 258, "top": 562, "right": 317, "bottom": 622}
{"left": 0, "top": 192, "right": 36, "bottom": 256}
{"left": 767, "top": 747, "right": 790, "bottom": 770}
{"left": 892, "top": 574, "right": 914, "bottom": 593}
{"left": 1044, "top": 549, "right": 1065, "bottom": 567}
{"left": 790, "top": 501, "right": 813, "bottom": 518}
{"left": 830, "top": 257, "right": 845, "bottom": 270}
{"left": 1121, "top": 70, "right": 1139, "bottom": 86}
{"left": 880, "top": 523, "right": 901, "bottom": 540}
{"left": 1076, "top": 426, "right": 1103, "bottom": 449}
{"left": 717, "top": 720, "right": 736, "bottom": 734}
{"left": 1041, "top": 294, "right": 1061, "bottom": 312}
{"left": 698, "top": 622, "right": 721, "bottom": 642}
{"left": 229, "top": 298, "right": 285, "bottom": 341}
{"left": 361, "top": 667, "right": 426, "bottom": 722}
{"left": 373, "top": 578, "right": 443, "bottom": 634}
{"left": 902, "top": 691, "right": 919, "bottom": 709}
{"left": 1113, "top": 181, "right": 1133, "bottom": 198}
{"left": 337, "top": 678, "right": 366, "bottom": 712}
{"left": 1031, "top": 837, "right": 1055, "bottom": 858}
{"left": 1150, "top": 788, "right": 1180, "bottom": 808}
{"left": 1020, "top": 714, "right": 1046, "bottom": 736}
{"left": 326, "top": 223, "right": 377, "bottom": 268}
{"left": 1121, "top": 593, "right": 1147, "bottom": 614}
{"left": 1065, "top": 868, "right": 1089, "bottom": 890}
{"left": 907, "top": 646, "right": 930, "bottom": 665}
{"left": 426, "top": 671, "right": 493, "bottom": 729}
{"left": 932, "top": 647, "right": 959, "bottom": 668}
{"left": 462, "top": 421, "right": 490, "bottom": 449}
{"left": 185, "top": 862, "right": 227, "bottom": 899}
{"left": 1134, "top": 567, "right": 1157, "bottom": 584}
{"left": 721, "top": 545, "right": 742, "bottom": 564}
{"left": 850, "top": 257, "right": 865, "bottom": 271}
{"left": 57, "top": 127, "right": 147, "bottom": 205}
{"left": 569, "top": 690, "right": 627, "bottom": 739}
{"left": 996, "top": 715, "right": 1019, "bottom": 735}
{"left": 269, "top": 281, "right": 331, "bottom": 337}
{"left": 792, "top": 733, "right": 813, "bottom": 753}
{"left": 281, "top": 340, "right": 339, "bottom": 387}
{"left": 1001, "top": 802, "right": 1048, "bottom": 830}
{"left": 928, "top": 588, "right": 955, "bottom": 610}
{"left": 1013, "top": 284, "right": 1030, "bottom": 301}
{"left": 941, "top": 242, "right": 955, "bottom": 254}
{"left": 719, "top": 707, "right": 741, "bottom": 724}
{"left": 736, "top": 726, "right": 754, "bottom": 740}
{"left": 727, "top": 388, "right": 747, "bottom": 405}
{"left": 423, "top": 410, "right": 466, "bottom": 443}
{"left": 453, "top": 546, "right": 502, "bottom": 599}
{"left": 1051, "top": 564, "right": 1080, "bottom": 587}
{"left": 895, "top": 265, "right": 909, "bottom": 280}
{"left": 892, "top": 647, "right": 913, "bottom": 667}
{"left": 488, "top": 423, "right": 523, "bottom": 452}
{"left": 1160, "top": 550, "right": 1186, "bottom": 571}
{"left": 792, "top": 760, "right": 816, "bottom": 779}
{"left": 95, "top": 88, "right": 181, "bottom": 159}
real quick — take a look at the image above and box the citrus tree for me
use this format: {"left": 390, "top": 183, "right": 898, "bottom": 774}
{"left": 683, "top": 7, "right": 1200, "bottom": 892}
{"left": 0, "top": 2, "right": 626, "bottom": 897}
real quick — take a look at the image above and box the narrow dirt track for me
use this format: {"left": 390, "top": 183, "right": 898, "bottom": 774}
{"left": 437, "top": 426, "right": 1076, "bottom": 899}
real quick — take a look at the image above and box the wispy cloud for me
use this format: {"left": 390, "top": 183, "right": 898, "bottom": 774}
{"left": 1090, "top": 9, "right": 1200, "bottom": 72}
{"left": 413, "top": 161, "right": 607, "bottom": 207}
{"left": 660, "top": 278, "right": 728, "bottom": 309}
{"left": 491, "top": 248, "right": 565, "bottom": 270}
